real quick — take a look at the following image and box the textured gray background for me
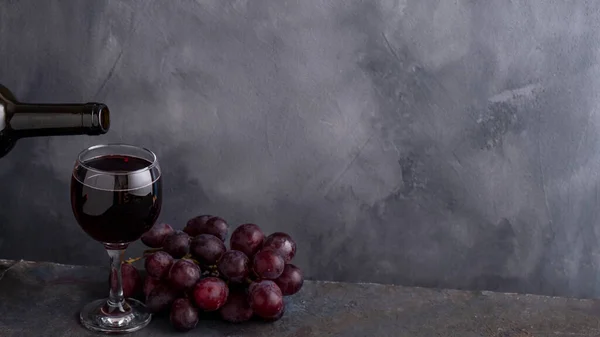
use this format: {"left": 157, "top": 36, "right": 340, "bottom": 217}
{"left": 1, "top": 0, "right": 600, "bottom": 299}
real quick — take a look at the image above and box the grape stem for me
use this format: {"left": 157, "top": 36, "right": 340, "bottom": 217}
{"left": 180, "top": 254, "right": 201, "bottom": 266}
{"left": 130, "top": 250, "right": 202, "bottom": 266}
{"left": 143, "top": 248, "right": 163, "bottom": 256}
{"left": 124, "top": 257, "right": 142, "bottom": 264}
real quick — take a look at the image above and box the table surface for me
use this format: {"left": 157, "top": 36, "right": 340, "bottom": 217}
{"left": 1, "top": 259, "right": 600, "bottom": 336}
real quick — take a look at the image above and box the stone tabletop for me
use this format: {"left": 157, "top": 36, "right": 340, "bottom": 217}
{"left": 1, "top": 259, "right": 600, "bottom": 336}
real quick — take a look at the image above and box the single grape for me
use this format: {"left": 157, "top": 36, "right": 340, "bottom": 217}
{"left": 109, "top": 262, "right": 142, "bottom": 299}
{"left": 263, "top": 232, "right": 296, "bottom": 263}
{"left": 259, "top": 304, "right": 285, "bottom": 322}
{"left": 183, "top": 214, "right": 212, "bottom": 236}
{"left": 141, "top": 223, "right": 175, "bottom": 248}
{"left": 146, "top": 283, "right": 178, "bottom": 313}
{"left": 248, "top": 280, "right": 284, "bottom": 319}
{"left": 170, "top": 298, "right": 199, "bottom": 332}
{"left": 201, "top": 216, "right": 229, "bottom": 241}
{"left": 253, "top": 249, "right": 285, "bottom": 280}
{"left": 230, "top": 223, "right": 264, "bottom": 257}
{"left": 219, "top": 288, "right": 253, "bottom": 323}
{"left": 163, "top": 231, "right": 190, "bottom": 258}
{"left": 144, "top": 251, "right": 174, "bottom": 279}
{"left": 143, "top": 276, "right": 161, "bottom": 298}
{"left": 274, "top": 264, "right": 303, "bottom": 296}
{"left": 192, "top": 277, "right": 229, "bottom": 311}
{"left": 190, "top": 234, "right": 226, "bottom": 266}
{"left": 167, "top": 259, "right": 201, "bottom": 291}
{"left": 218, "top": 250, "right": 250, "bottom": 283}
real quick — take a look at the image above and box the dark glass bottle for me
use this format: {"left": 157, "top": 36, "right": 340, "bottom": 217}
{"left": 0, "top": 84, "right": 110, "bottom": 158}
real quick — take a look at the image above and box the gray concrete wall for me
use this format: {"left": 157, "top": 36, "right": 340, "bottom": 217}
{"left": 2, "top": 0, "right": 600, "bottom": 298}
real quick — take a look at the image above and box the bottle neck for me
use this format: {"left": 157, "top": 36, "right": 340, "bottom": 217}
{"left": 8, "top": 103, "right": 110, "bottom": 138}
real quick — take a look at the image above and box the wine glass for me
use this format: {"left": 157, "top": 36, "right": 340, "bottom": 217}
{"left": 70, "top": 144, "right": 162, "bottom": 333}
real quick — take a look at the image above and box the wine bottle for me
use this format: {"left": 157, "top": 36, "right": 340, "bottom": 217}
{"left": 0, "top": 84, "right": 110, "bottom": 159}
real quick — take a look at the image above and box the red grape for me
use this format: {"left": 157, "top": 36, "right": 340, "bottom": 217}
{"left": 274, "top": 264, "right": 303, "bottom": 296}
{"left": 170, "top": 298, "right": 199, "bottom": 331}
{"left": 167, "top": 259, "right": 201, "bottom": 291}
{"left": 192, "top": 277, "right": 229, "bottom": 311}
{"left": 144, "top": 251, "right": 173, "bottom": 279}
{"left": 263, "top": 232, "right": 296, "bottom": 263}
{"left": 248, "top": 280, "right": 284, "bottom": 319}
{"left": 203, "top": 216, "right": 229, "bottom": 241}
{"left": 163, "top": 231, "right": 190, "bottom": 258}
{"left": 218, "top": 250, "right": 250, "bottom": 283}
{"left": 183, "top": 214, "right": 212, "bottom": 236}
{"left": 141, "top": 223, "right": 174, "bottom": 248}
{"left": 109, "top": 262, "right": 142, "bottom": 299}
{"left": 259, "top": 305, "right": 285, "bottom": 322}
{"left": 230, "top": 223, "right": 264, "bottom": 257}
{"left": 143, "top": 276, "right": 161, "bottom": 298}
{"left": 146, "top": 283, "right": 178, "bottom": 313}
{"left": 253, "top": 249, "right": 285, "bottom": 280}
{"left": 190, "top": 234, "right": 226, "bottom": 266}
{"left": 219, "top": 289, "right": 253, "bottom": 323}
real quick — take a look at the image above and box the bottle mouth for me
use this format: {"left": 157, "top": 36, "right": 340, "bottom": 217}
{"left": 86, "top": 103, "right": 110, "bottom": 134}
{"left": 98, "top": 105, "right": 110, "bottom": 133}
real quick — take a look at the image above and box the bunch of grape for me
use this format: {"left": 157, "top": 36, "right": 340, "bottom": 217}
{"left": 120, "top": 215, "right": 303, "bottom": 332}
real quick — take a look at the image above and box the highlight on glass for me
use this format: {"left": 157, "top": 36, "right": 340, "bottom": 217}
{"left": 70, "top": 144, "right": 162, "bottom": 333}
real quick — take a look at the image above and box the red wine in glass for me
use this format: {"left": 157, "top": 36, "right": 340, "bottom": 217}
{"left": 70, "top": 144, "right": 162, "bottom": 334}
{"left": 71, "top": 155, "right": 161, "bottom": 244}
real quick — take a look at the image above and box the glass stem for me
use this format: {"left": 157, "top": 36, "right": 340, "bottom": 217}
{"left": 106, "top": 249, "right": 127, "bottom": 313}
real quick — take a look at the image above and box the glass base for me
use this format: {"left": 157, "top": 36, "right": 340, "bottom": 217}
{"left": 80, "top": 298, "right": 152, "bottom": 334}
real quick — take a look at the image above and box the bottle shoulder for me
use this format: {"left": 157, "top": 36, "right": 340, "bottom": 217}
{"left": 0, "top": 84, "right": 18, "bottom": 103}
{"left": 0, "top": 100, "right": 5, "bottom": 131}
{"left": 0, "top": 84, "right": 16, "bottom": 159}
{"left": 0, "top": 130, "right": 16, "bottom": 159}
{"left": 0, "top": 83, "right": 15, "bottom": 132}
